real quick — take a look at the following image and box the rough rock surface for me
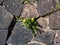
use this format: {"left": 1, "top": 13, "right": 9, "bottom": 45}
{"left": 37, "top": 17, "right": 49, "bottom": 29}
{"left": 37, "top": 0, "right": 56, "bottom": 16}
{"left": 28, "top": 41, "right": 47, "bottom": 45}
{"left": 49, "top": 10, "right": 60, "bottom": 30}
{"left": 0, "top": 6, "right": 13, "bottom": 29}
{"left": 54, "top": 30, "right": 60, "bottom": 43}
{"left": 0, "top": 30, "right": 8, "bottom": 45}
{"left": 0, "top": 0, "right": 60, "bottom": 45}
{"left": 7, "top": 22, "right": 33, "bottom": 45}
{"left": 21, "top": 3, "right": 39, "bottom": 19}
{"left": 53, "top": 43, "right": 60, "bottom": 45}
{"left": 33, "top": 29, "right": 55, "bottom": 45}
{"left": 3, "top": 0, "right": 23, "bottom": 16}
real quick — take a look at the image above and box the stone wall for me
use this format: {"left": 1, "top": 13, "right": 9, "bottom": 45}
{"left": 0, "top": 0, "right": 60, "bottom": 45}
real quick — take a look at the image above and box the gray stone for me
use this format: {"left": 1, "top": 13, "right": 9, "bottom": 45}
{"left": 0, "top": 29, "right": 8, "bottom": 45}
{"left": 0, "top": 0, "right": 3, "bottom": 4}
{"left": 58, "top": 0, "right": 60, "bottom": 2}
{"left": 3, "top": 0, "right": 23, "bottom": 16}
{"left": 28, "top": 41, "right": 47, "bottom": 45}
{"left": 29, "top": 43, "right": 40, "bottom": 45}
{"left": 54, "top": 30, "right": 60, "bottom": 43}
{"left": 7, "top": 22, "right": 33, "bottom": 45}
{"left": 37, "top": 0, "right": 56, "bottom": 16}
{"left": 0, "top": 6, "right": 13, "bottom": 29}
{"left": 37, "top": 17, "right": 49, "bottom": 29}
{"left": 33, "top": 31, "right": 55, "bottom": 44}
{"left": 53, "top": 43, "right": 60, "bottom": 45}
{"left": 21, "top": 3, "right": 39, "bottom": 19}
{"left": 49, "top": 11, "right": 60, "bottom": 30}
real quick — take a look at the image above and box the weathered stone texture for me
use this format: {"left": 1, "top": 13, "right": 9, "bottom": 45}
{"left": 0, "top": 0, "right": 59, "bottom": 45}
{"left": 21, "top": 3, "right": 39, "bottom": 19}
{"left": 37, "top": 0, "right": 56, "bottom": 16}
{"left": 0, "top": 6, "right": 13, "bottom": 29}
{"left": 3, "top": 0, "right": 23, "bottom": 16}
{"left": 7, "top": 22, "right": 33, "bottom": 45}
{"left": 28, "top": 43, "right": 40, "bottom": 45}
{"left": 0, "top": 30, "right": 8, "bottom": 45}
{"left": 28, "top": 41, "right": 47, "bottom": 45}
{"left": 54, "top": 30, "right": 60, "bottom": 43}
{"left": 53, "top": 43, "right": 60, "bottom": 45}
{"left": 33, "top": 30, "right": 55, "bottom": 44}
{"left": 0, "top": 0, "right": 3, "bottom": 4}
{"left": 37, "top": 17, "right": 49, "bottom": 29}
{"left": 49, "top": 11, "right": 60, "bottom": 30}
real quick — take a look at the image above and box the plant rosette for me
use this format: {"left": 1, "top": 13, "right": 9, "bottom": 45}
{"left": 21, "top": 17, "right": 39, "bottom": 36}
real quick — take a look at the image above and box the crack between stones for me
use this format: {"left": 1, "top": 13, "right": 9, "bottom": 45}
{"left": 5, "top": 16, "right": 16, "bottom": 45}
{"left": 36, "top": 8, "right": 60, "bottom": 20}
{"left": 5, "top": 3, "right": 24, "bottom": 45}
{"left": 4, "top": 1, "right": 60, "bottom": 45}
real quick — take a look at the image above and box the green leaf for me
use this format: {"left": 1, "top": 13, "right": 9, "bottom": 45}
{"left": 56, "top": 3, "right": 60, "bottom": 9}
